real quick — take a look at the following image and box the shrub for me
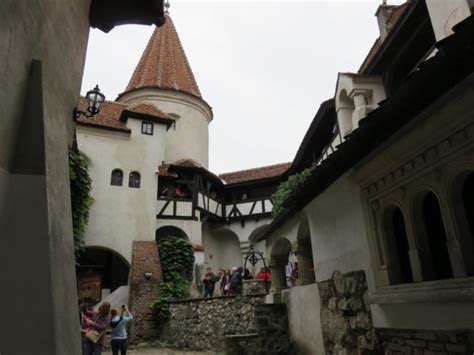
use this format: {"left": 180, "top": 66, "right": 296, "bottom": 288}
{"left": 271, "top": 166, "right": 315, "bottom": 219}
{"left": 69, "top": 148, "right": 93, "bottom": 261}
{"left": 153, "top": 237, "right": 195, "bottom": 320}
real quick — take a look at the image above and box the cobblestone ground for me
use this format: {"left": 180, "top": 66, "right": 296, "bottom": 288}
{"left": 103, "top": 347, "right": 216, "bottom": 355}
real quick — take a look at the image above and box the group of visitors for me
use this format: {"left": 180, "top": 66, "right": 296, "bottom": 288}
{"left": 79, "top": 300, "right": 133, "bottom": 355}
{"left": 202, "top": 266, "right": 271, "bottom": 297}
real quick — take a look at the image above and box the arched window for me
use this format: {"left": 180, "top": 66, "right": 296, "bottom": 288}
{"left": 422, "top": 192, "right": 452, "bottom": 280}
{"left": 383, "top": 206, "right": 413, "bottom": 284}
{"left": 129, "top": 171, "right": 140, "bottom": 188}
{"left": 110, "top": 169, "right": 123, "bottom": 186}
{"left": 462, "top": 173, "right": 474, "bottom": 240}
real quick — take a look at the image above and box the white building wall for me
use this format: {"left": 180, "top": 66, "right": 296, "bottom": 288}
{"left": 304, "top": 173, "right": 374, "bottom": 286}
{"left": 77, "top": 119, "right": 168, "bottom": 263}
{"left": 117, "top": 88, "right": 212, "bottom": 169}
{"left": 426, "top": 0, "right": 472, "bottom": 41}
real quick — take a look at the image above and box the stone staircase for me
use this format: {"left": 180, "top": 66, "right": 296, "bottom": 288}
{"left": 224, "top": 303, "right": 292, "bottom": 355}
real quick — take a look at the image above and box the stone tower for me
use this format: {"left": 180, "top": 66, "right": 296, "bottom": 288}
{"left": 116, "top": 14, "right": 213, "bottom": 168}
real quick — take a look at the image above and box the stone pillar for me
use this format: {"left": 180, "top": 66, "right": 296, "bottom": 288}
{"left": 296, "top": 248, "right": 315, "bottom": 286}
{"left": 408, "top": 248, "right": 424, "bottom": 282}
{"left": 447, "top": 238, "right": 468, "bottom": 277}
{"left": 351, "top": 91, "right": 371, "bottom": 130}
{"left": 269, "top": 257, "right": 287, "bottom": 292}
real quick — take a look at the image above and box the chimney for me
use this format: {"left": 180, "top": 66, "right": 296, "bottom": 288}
{"left": 375, "top": 1, "right": 396, "bottom": 39}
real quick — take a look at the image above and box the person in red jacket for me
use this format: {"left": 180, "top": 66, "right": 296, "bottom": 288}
{"left": 257, "top": 267, "right": 271, "bottom": 280}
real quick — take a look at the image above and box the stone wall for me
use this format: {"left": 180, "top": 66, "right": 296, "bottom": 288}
{"left": 318, "top": 270, "right": 379, "bottom": 354}
{"left": 243, "top": 279, "right": 269, "bottom": 295}
{"left": 129, "top": 241, "right": 163, "bottom": 343}
{"left": 224, "top": 303, "right": 292, "bottom": 354}
{"left": 376, "top": 328, "right": 473, "bottom": 354}
{"left": 160, "top": 295, "right": 265, "bottom": 351}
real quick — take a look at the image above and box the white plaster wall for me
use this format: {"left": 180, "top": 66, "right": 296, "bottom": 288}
{"left": 303, "top": 173, "right": 374, "bottom": 287}
{"left": 282, "top": 284, "right": 325, "bottom": 355}
{"left": 77, "top": 120, "right": 167, "bottom": 263}
{"left": 202, "top": 226, "right": 242, "bottom": 272}
{"left": 266, "top": 215, "right": 300, "bottom": 256}
{"left": 426, "top": 0, "right": 472, "bottom": 41}
{"left": 117, "top": 88, "right": 212, "bottom": 169}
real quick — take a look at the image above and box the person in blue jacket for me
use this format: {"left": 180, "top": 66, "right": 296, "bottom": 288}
{"left": 110, "top": 305, "right": 133, "bottom": 355}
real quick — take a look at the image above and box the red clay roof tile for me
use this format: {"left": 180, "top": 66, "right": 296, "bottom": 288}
{"left": 219, "top": 162, "right": 291, "bottom": 184}
{"left": 121, "top": 14, "right": 201, "bottom": 98}
{"left": 76, "top": 98, "right": 174, "bottom": 132}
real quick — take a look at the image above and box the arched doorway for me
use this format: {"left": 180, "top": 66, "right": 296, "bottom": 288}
{"left": 382, "top": 206, "right": 413, "bottom": 284}
{"left": 270, "top": 238, "right": 292, "bottom": 292}
{"left": 155, "top": 225, "right": 189, "bottom": 243}
{"left": 77, "top": 247, "right": 130, "bottom": 303}
{"left": 203, "top": 228, "right": 241, "bottom": 272}
{"left": 248, "top": 224, "right": 270, "bottom": 276}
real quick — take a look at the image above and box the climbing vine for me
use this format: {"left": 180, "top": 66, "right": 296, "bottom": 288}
{"left": 153, "top": 237, "right": 195, "bottom": 320}
{"left": 271, "top": 166, "right": 315, "bottom": 219}
{"left": 69, "top": 148, "right": 94, "bottom": 261}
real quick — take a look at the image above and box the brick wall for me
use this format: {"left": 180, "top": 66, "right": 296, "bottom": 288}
{"left": 128, "top": 241, "right": 163, "bottom": 343}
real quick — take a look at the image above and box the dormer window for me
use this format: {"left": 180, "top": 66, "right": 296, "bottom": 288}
{"left": 141, "top": 122, "right": 153, "bottom": 135}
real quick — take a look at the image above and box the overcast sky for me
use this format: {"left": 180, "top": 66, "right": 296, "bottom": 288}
{"left": 81, "top": 0, "right": 405, "bottom": 174}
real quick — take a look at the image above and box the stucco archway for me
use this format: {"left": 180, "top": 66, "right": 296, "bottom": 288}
{"left": 77, "top": 246, "right": 130, "bottom": 302}
{"left": 203, "top": 228, "right": 242, "bottom": 272}
{"left": 270, "top": 238, "right": 292, "bottom": 292}
{"left": 155, "top": 225, "right": 189, "bottom": 242}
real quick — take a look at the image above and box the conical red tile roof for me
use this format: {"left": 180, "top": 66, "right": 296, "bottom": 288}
{"left": 122, "top": 14, "right": 202, "bottom": 98}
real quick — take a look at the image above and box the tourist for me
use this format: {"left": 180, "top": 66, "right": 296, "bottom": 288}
{"left": 110, "top": 305, "right": 133, "bottom": 355}
{"left": 243, "top": 268, "right": 253, "bottom": 280}
{"left": 175, "top": 184, "right": 185, "bottom": 198}
{"left": 79, "top": 300, "right": 90, "bottom": 355}
{"left": 203, "top": 267, "right": 219, "bottom": 297}
{"left": 159, "top": 186, "right": 169, "bottom": 198}
{"left": 220, "top": 268, "right": 232, "bottom": 295}
{"left": 83, "top": 301, "right": 111, "bottom": 355}
{"left": 257, "top": 267, "right": 271, "bottom": 280}
{"left": 286, "top": 261, "right": 295, "bottom": 287}
{"left": 230, "top": 267, "right": 243, "bottom": 295}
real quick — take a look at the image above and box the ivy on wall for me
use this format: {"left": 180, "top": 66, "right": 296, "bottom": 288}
{"left": 153, "top": 237, "right": 195, "bottom": 320}
{"left": 69, "top": 148, "right": 93, "bottom": 261}
{"left": 271, "top": 166, "right": 315, "bottom": 219}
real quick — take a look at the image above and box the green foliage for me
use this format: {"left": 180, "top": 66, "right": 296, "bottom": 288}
{"left": 271, "top": 166, "right": 315, "bottom": 219}
{"left": 69, "top": 148, "right": 94, "bottom": 261}
{"left": 153, "top": 237, "right": 195, "bottom": 320}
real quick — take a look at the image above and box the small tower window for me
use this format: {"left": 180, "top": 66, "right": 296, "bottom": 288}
{"left": 141, "top": 122, "right": 153, "bottom": 135}
{"left": 110, "top": 169, "right": 123, "bottom": 186}
{"left": 129, "top": 171, "right": 141, "bottom": 188}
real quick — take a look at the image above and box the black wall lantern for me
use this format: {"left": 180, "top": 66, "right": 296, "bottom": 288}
{"left": 73, "top": 85, "right": 106, "bottom": 120}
